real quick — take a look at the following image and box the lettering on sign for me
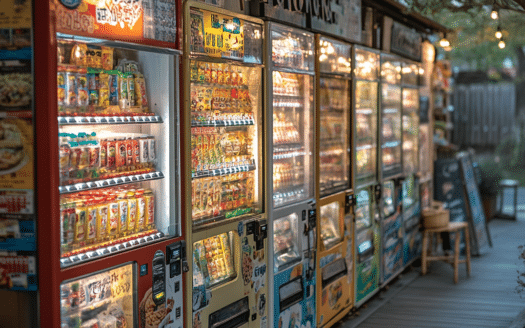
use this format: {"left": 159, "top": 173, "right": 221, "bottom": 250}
{"left": 96, "top": 0, "right": 142, "bottom": 29}
{"left": 269, "top": 0, "right": 338, "bottom": 24}
{"left": 56, "top": 5, "right": 95, "bottom": 34}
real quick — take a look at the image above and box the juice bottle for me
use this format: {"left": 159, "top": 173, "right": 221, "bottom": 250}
{"left": 85, "top": 199, "right": 98, "bottom": 245}
{"left": 127, "top": 190, "right": 137, "bottom": 233}
{"left": 135, "top": 189, "right": 146, "bottom": 233}
{"left": 144, "top": 189, "right": 155, "bottom": 231}
{"left": 96, "top": 197, "right": 109, "bottom": 242}
{"left": 74, "top": 199, "right": 87, "bottom": 248}
{"left": 117, "top": 191, "right": 128, "bottom": 237}
{"left": 107, "top": 195, "right": 119, "bottom": 239}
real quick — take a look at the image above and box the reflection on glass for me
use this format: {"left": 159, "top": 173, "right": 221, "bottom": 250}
{"left": 273, "top": 71, "right": 314, "bottom": 208}
{"left": 271, "top": 27, "right": 314, "bottom": 71}
{"left": 356, "top": 189, "right": 371, "bottom": 231}
{"left": 318, "top": 37, "right": 351, "bottom": 75}
{"left": 403, "top": 112, "right": 419, "bottom": 174}
{"left": 355, "top": 49, "right": 379, "bottom": 80}
{"left": 382, "top": 180, "right": 395, "bottom": 217}
{"left": 381, "top": 56, "right": 401, "bottom": 85}
{"left": 319, "top": 78, "right": 350, "bottom": 195}
{"left": 190, "top": 60, "right": 262, "bottom": 224}
{"left": 60, "top": 264, "right": 134, "bottom": 327}
{"left": 402, "top": 63, "right": 419, "bottom": 85}
{"left": 273, "top": 213, "right": 301, "bottom": 271}
{"left": 193, "top": 232, "right": 236, "bottom": 288}
{"left": 402, "top": 175, "right": 415, "bottom": 209}
{"left": 381, "top": 83, "right": 402, "bottom": 175}
{"left": 355, "top": 81, "right": 377, "bottom": 183}
{"left": 402, "top": 88, "right": 418, "bottom": 111}
{"left": 320, "top": 201, "right": 342, "bottom": 248}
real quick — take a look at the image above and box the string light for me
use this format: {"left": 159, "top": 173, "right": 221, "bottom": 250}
{"left": 495, "top": 25, "right": 502, "bottom": 39}
{"left": 498, "top": 39, "right": 506, "bottom": 49}
{"left": 439, "top": 33, "right": 450, "bottom": 48}
{"left": 491, "top": 1, "right": 499, "bottom": 19}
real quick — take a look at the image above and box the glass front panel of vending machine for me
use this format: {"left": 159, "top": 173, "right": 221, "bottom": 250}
{"left": 381, "top": 83, "right": 402, "bottom": 175}
{"left": 320, "top": 201, "right": 342, "bottom": 249}
{"left": 188, "top": 10, "right": 264, "bottom": 226}
{"left": 193, "top": 232, "right": 237, "bottom": 288}
{"left": 319, "top": 78, "right": 350, "bottom": 196}
{"left": 402, "top": 88, "right": 419, "bottom": 174}
{"left": 57, "top": 36, "right": 178, "bottom": 267}
{"left": 355, "top": 188, "right": 371, "bottom": 231}
{"left": 273, "top": 213, "right": 301, "bottom": 271}
{"left": 382, "top": 180, "right": 395, "bottom": 218}
{"left": 271, "top": 24, "right": 315, "bottom": 208}
{"left": 60, "top": 263, "right": 135, "bottom": 327}
{"left": 355, "top": 80, "right": 378, "bottom": 184}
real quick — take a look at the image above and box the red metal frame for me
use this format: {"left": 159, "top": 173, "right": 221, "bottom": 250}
{"left": 34, "top": 1, "right": 185, "bottom": 326}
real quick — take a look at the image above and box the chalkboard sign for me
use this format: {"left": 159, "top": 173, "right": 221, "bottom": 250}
{"left": 434, "top": 156, "right": 491, "bottom": 256}
{"left": 457, "top": 153, "right": 491, "bottom": 255}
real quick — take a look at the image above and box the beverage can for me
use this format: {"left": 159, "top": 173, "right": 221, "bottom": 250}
{"left": 97, "top": 201, "right": 108, "bottom": 242}
{"left": 144, "top": 190, "right": 155, "bottom": 230}
{"left": 117, "top": 194, "right": 128, "bottom": 236}
{"left": 107, "top": 197, "right": 119, "bottom": 238}
{"left": 127, "top": 191, "right": 137, "bottom": 232}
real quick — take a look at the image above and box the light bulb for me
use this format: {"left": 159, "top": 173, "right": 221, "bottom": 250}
{"left": 495, "top": 31, "right": 502, "bottom": 39}
{"left": 491, "top": 10, "right": 498, "bottom": 19}
{"left": 498, "top": 40, "right": 506, "bottom": 49}
{"left": 439, "top": 38, "right": 450, "bottom": 48}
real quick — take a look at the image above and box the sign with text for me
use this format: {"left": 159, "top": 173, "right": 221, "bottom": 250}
{"left": 53, "top": 0, "right": 176, "bottom": 44}
{"left": 390, "top": 21, "right": 421, "bottom": 62}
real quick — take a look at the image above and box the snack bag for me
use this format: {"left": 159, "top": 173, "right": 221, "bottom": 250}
{"left": 127, "top": 73, "right": 136, "bottom": 107}
{"left": 134, "top": 74, "right": 148, "bottom": 110}
{"left": 86, "top": 45, "right": 102, "bottom": 68}
{"left": 108, "top": 71, "right": 120, "bottom": 106}
{"left": 77, "top": 68, "right": 89, "bottom": 110}
{"left": 98, "top": 72, "right": 110, "bottom": 108}
{"left": 101, "top": 46, "right": 114, "bottom": 70}
{"left": 71, "top": 43, "right": 87, "bottom": 67}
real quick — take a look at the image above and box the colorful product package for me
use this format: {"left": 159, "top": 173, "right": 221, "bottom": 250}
{"left": 77, "top": 68, "right": 89, "bottom": 110}
{"left": 134, "top": 74, "right": 148, "bottom": 110}
{"left": 127, "top": 73, "right": 136, "bottom": 107}
{"left": 108, "top": 71, "right": 119, "bottom": 106}
{"left": 65, "top": 67, "right": 78, "bottom": 108}
{"left": 118, "top": 71, "right": 129, "bottom": 110}
{"left": 101, "top": 46, "right": 114, "bottom": 71}
{"left": 86, "top": 45, "right": 102, "bottom": 69}
{"left": 70, "top": 43, "right": 87, "bottom": 67}
{"left": 57, "top": 66, "right": 67, "bottom": 109}
{"left": 98, "top": 72, "right": 110, "bottom": 108}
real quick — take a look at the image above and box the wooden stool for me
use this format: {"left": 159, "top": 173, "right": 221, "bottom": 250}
{"left": 421, "top": 222, "right": 471, "bottom": 284}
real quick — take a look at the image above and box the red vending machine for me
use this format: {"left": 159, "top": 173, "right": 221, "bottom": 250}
{"left": 35, "top": 1, "right": 186, "bottom": 327}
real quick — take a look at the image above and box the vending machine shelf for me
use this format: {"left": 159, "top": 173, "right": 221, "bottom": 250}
{"left": 58, "top": 115, "right": 163, "bottom": 125}
{"left": 59, "top": 172, "right": 164, "bottom": 194}
{"left": 191, "top": 164, "right": 256, "bottom": 179}
{"left": 60, "top": 231, "right": 164, "bottom": 268}
{"left": 191, "top": 119, "right": 255, "bottom": 127}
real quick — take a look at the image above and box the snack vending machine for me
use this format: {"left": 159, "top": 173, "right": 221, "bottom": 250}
{"left": 380, "top": 54, "right": 403, "bottom": 179}
{"left": 379, "top": 180, "right": 403, "bottom": 286}
{"left": 401, "top": 61, "right": 422, "bottom": 268}
{"left": 36, "top": 1, "right": 185, "bottom": 327}
{"left": 266, "top": 22, "right": 317, "bottom": 328}
{"left": 353, "top": 47, "right": 380, "bottom": 307}
{"left": 315, "top": 35, "right": 354, "bottom": 328}
{"left": 183, "top": 3, "right": 268, "bottom": 328}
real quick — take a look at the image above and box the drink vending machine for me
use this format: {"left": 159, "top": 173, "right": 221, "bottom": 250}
{"left": 353, "top": 47, "right": 381, "bottom": 307}
{"left": 265, "top": 22, "right": 317, "bottom": 328}
{"left": 315, "top": 35, "right": 354, "bottom": 328}
{"left": 35, "top": 0, "right": 186, "bottom": 327}
{"left": 183, "top": 3, "right": 268, "bottom": 328}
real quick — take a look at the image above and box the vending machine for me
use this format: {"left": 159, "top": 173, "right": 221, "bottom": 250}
{"left": 315, "top": 35, "right": 354, "bottom": 328}
{"left": 183, "top": 3, "right": 269, "bottom": 328}
{"left": 353, "top": 47, "right": 381, "bottom": 307}
{"left": 401, "top": 61, "right": 422, "bottom": 267}
{"left": 380, "top": 54, "right": 403, "bottom": 180}
{"left": 35, "top": 1, "right": 185, "bottom": 327}
{"left": 379, "top": 180, "right": 403, "bottom": 286}
{"left": 266, "top": 22, "right": 317, "bottom": 328}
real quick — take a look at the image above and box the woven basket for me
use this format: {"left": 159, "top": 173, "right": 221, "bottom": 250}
{"left": 422, "top": 205, "right": 450, "bottom": 229}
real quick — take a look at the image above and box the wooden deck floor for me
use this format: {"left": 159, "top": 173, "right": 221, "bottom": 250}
{"left": 336, "top": 211, "right": 525, "bottom": 328}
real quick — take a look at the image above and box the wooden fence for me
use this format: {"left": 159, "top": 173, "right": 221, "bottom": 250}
{"left": 452, "top": 83, "right": 515, "bottom": 147}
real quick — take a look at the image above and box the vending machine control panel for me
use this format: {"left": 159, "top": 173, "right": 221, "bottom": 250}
{"left": 165, "top": 241, "right": 186, "bottom": 328}
{"left": 247, "top": 219, "right": 268, "bottom": 250}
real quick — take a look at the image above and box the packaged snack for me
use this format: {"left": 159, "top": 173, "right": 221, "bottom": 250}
{"left": 126, "top": 137, "right": 133, "bottom": 166}
{"left": 127, "top": 73, "right": 135, "bottom": 107}
{"left": 97, "top": 201, "right": 108, "bottom": 242}
{"left": 57, "top": 66, "right": 67, "bottom": 109}
{"left": 71, "top": 43, "right": 87, "bottom": 67}
{"left": 74, "top": 200, "right": 87, "bottom": 246}
{"left": 78, "top": 146, "right": 90, "bottom": 170}
{"left": 144, "top": 189, "right": 154, "bottom": 230}
{"left": 134, "top": 75, "right": 148, "bottom": 110}
{"left": 99, "top": 139, "right": 107, "bottom": 168}
{"left": 118, "top": 72, "right": 129, "bottom": 110}
{"left": 85, "top": 201, "right": 97, "bottom": 244}
{"left": 139, "top": 136, "right": 149, "bottom": 164}
{"left": 135, "top": 189, "right": 145, "bottom": 232}
{"left": 198, "top": 62, "right": 205, "bottom": 82}
{"left": 65, "top": 67, "right": 78, "bottom": 108}
{"left": 132, "top": 138, "right": 140, "bottom": 164}
{"left": 98, "top": 72, "right": 110, "bottom": 108}
{"left": 87, "top": 69, "right": 100, "bottom": 107}
{"left": 190, "top": 61, "right": 198, "bottom": 82}
{"left": 127, "top": 191, "right": 137, "bottom": 232}
{"left": 101, "top": 46, "right": 114, "bottom": 71}
{"left": 57, "top": 43, "right": 65, "bottom": 64}
{"left": 59, "top": 137, "right": 71, "bottom": 171}
{"left": 77, "top": 68, "right": 89, "bottom": 110}
{"left": 107, "top": 139, "right": 116, "bottom": 168}
{"left": 108, "top": 71, "right": 119, "bottom": 106}
{"left": 115, "top": 137, "right": 127, "bottom": 168}
{"left": 117, "top": 192, "right": 128, "bottom": 236}
{"left": 148, "top": 136, "right": 155, "bottom": 162}
{"left": 86, "top": 45, "right": 102, "bottom": 68}
{"left": 107, "top": 197, "right": 119, "bottom": 238}
{"left": 223, "top": 65, "right": 230, "bottom": 85}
